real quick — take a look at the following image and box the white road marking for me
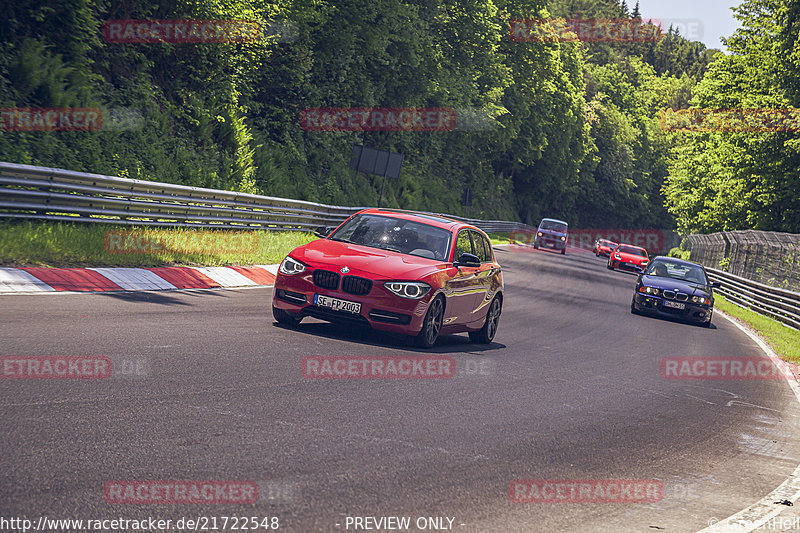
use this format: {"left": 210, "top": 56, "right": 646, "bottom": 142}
{"left": 191, "top": 266, "right": 259, "bottom": 287}
{"left": 89, "top": 267, "right": 177, "bottom": 291}
{"left": 695, "top": 309, "right": 800, "bottom": 533}
{"left": 0, "top": 267, "right": 55, "bottom": 292}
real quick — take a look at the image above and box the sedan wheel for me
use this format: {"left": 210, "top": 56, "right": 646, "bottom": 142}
{"left": 416, "top": 296, "right": 444, "bottom": 348}
{"left": 469, "top": 297, "right": 502, "bottom": 344}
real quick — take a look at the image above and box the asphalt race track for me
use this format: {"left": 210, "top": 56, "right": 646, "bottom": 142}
{"left": 2, "top": 246, "right": 800, "bottom": 532}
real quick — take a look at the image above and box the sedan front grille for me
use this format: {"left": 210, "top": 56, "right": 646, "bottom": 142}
{"left": 312, "top": 269, "right": 340, "bottom": 290}
{"left": 663, "top": 290, "right": 689, "bottom": 301}
{"left": 341, "top": 276, "right": 372, "bottom": 296}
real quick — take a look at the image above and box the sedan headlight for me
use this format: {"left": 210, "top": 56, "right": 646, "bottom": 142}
{"left": 639, "top": 286, "right": 660, "bottom": 296}
{"left": 614, "top": 253, "right": 621, "bottom": 259}
{"left": 537, "top": 232, "right": 543, "bottom": 237}
{"left": 691, "top": 295, "right": 710, "bottom": 305}
{"left": 384, "top": 281, "right": 431, "bottom": 299}
{"left": 560, "top": 236, "right": 566, "bottom": 241}
{"left": 279, "top": 256, "right": 307, "bottom": 275}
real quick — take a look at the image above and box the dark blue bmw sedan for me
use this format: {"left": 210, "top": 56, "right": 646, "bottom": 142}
{"left": 631, "top": 257, "right": 721, "bottom": 327}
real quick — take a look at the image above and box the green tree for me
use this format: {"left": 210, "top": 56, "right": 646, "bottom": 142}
{"left": 665, "top": 0, "right": 800, "bottom": 233}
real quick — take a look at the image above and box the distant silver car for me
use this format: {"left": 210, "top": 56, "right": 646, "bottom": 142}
{"left": 533, "top": 218, "right": 568, "bottom": 254}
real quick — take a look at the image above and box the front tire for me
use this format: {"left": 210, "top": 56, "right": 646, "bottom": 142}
{"left": 273, "top": 306, "right": 301, "bottom": 327}
{"left": 607, "top": 262, "right": 614, "bottom": 270}
{"left": 415, "top": 295, "right": 444, "bottom": 348}
{"left": 561, "top": 248, "right": 566, "bottom": 255}
{"left": 630, "top": 298, "right": 640, "bottom": 315}
{"left": 469, "top": 297, "right": 502, "bottom": 344}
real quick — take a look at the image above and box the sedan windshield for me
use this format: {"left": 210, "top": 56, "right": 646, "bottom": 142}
{"left": 619, "top": 246, "right": 647, "bottom": 256}
{"left": 645, "top": 260, "right": 708, "bottom": 284}
{"left": 540, "top": 221, "right": 567, "bottom": 232}
{"left": 330, "top": 214, "right": 452, "bottom": 260}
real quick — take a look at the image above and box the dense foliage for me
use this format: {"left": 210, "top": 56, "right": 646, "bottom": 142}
{"left": 663, "top": 0, "right": 800, "bottom": 233}
{"left": 0, "top": 0, "right": 735, "bottom": 229}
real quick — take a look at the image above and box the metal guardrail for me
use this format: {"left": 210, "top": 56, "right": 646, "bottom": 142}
{"left": 706, "top": 267, "right": 800, "bottom": 330}
{"left": 688, "top": 230, "right": 800, "bottom": 292}
{"left": 0, "top": 162, "right": 531, "bottom": 234}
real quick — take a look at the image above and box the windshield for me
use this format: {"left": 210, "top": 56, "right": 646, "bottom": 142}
{"left": 540, "top": 221, "right": 567, "bottom": 232}
{"left": 619, "top": 246, "right": 647, "bottom": 256}
{"left": 645, "top": 260, "right": 708, "bottom": 284}
{"left": 601, "top": 240, "right": 617, "bottom": 247}
{"left": 329, "top": 214, "right": 452, "bottom": 260}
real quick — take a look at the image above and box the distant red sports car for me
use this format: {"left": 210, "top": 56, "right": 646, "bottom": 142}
{"left": 594, "top": 239, "right": 618, "bottom": 257}
{"left": 272, "top": 209, "right": 504, "bottom": 347}
{"left": 608, "top": 244, "right": 650, "bottom": 273}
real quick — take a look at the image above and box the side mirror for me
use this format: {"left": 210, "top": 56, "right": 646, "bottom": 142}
{"left": 314, "top": 226, "right": 334, "bottom": 238}
{"left": 710, "top": 281, "right": 721, "bottom": 289}
{"left": 455, "top": 252, "right": 481, "bottom": 267}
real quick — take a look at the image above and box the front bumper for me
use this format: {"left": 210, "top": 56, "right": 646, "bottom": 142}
{"left": 272, "top": 272, "right": 430, "bottom": 335}
{"left": 536, "top": 237, "right": 566, "bottom": 249}
{"left": 610, "top": 260, "right": 645, "bottom": 272}
{"left": 633, "top": 293, "right": 712, "bottom": 323}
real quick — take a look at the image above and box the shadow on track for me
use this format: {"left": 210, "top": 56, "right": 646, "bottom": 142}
{"left": 631, "top": 310, "right": 719, "bottom": 329}
{"left": 272, "top": 320, "right": 507, "bottom": 354}
{"left": 97, "top": 288, "right": 229, "bottom": 305}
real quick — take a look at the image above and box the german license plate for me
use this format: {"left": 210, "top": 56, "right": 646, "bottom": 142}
{"left": 313, "top": 294, "right": 361, "bottom": 314}
{"left": 663, "top": 300, "right": 685, "bottom": 310}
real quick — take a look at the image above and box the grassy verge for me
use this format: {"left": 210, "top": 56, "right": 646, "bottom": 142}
{"left": 0, "top": 220, "right": 315, "bottom": 267}
{"left": 487, "top": 232, "right": 511, "bottom": 245}
{"left": 715, "top": 293, "right": 800, "bottom": 363}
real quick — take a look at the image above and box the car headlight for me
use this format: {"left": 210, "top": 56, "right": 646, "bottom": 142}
{"left": 692, "top": 296, "right": 710, "bottom": 305}
{"left": 537, "top": 232, "right": 543, "bottom": 237}
{"left": 641, "top": 260, "right": 649, "bottom": 264}
{"left": 614, "top": 253, "right": 621, "bottom": 259}
{"left": 279, "top": 256, "right": 307, "bottom": 275}
{"left": 384, "top": 281, "right": 431, "bottom": 299}
{"left": 639, "top": 286, "right": 660, "bottom": 296}
{"left": 560, "top": 236, "right": 566, "bottom": 241}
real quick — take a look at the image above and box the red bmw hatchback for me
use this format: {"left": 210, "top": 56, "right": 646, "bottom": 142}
{"left": 272, "top": 209, "right": 504, "bottom": 347}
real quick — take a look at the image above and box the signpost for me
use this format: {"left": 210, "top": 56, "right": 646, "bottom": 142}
{"left": 350, "top": 145, "right": 404, "bottom": 208}
{"left": 462, "top": 187, "right": 472, "bottom": 217}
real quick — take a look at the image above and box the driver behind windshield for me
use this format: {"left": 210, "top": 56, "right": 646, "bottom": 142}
{"left": 652, "top": 263, "right": 668, "bottom": 277}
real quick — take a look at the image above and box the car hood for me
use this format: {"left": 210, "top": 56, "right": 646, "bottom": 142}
{"left": 641, "top": 275, "right": 711, "bottom": 296}
{"left": 616, "top": 252, "right": 648, "bottom": 263}
{"left": 289, "top": 238, "right": 449, "bottom": 279}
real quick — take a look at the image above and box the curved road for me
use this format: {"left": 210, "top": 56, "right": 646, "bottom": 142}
{"left": 2, "top": 246, "right": 799, "bottom": 532}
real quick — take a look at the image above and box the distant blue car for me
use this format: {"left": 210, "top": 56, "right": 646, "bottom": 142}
{"left": 533, "top": 218, "right": 568, "bottom": 254}
{"left": 631, "top": 257, "right": 720, "bottom": 327}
